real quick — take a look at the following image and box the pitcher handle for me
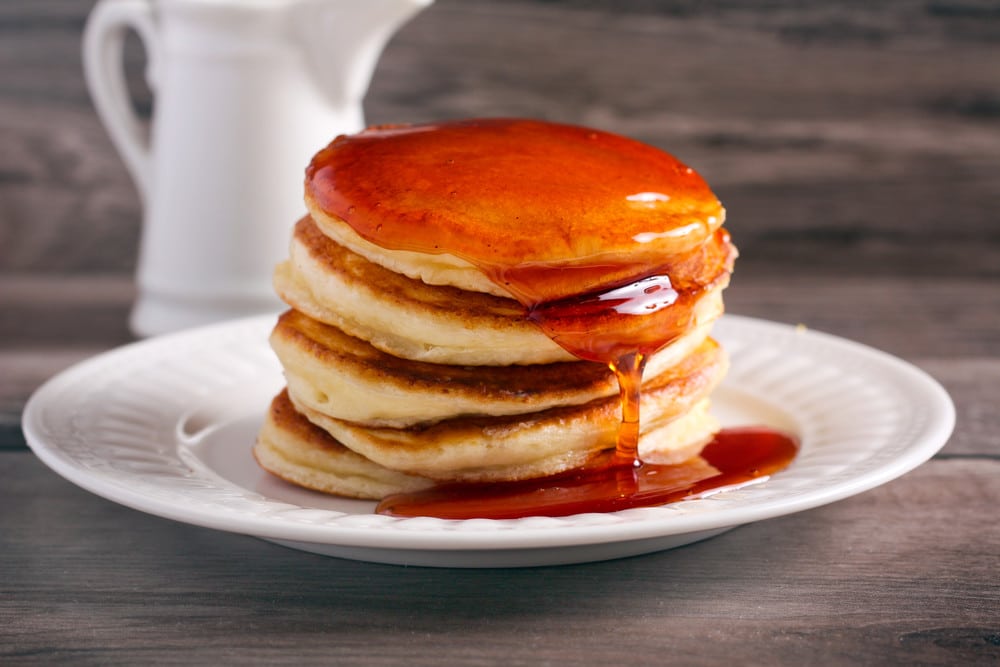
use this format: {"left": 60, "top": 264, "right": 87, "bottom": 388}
{"left": 82, "top": 0, "right": 159, "bottom": 203}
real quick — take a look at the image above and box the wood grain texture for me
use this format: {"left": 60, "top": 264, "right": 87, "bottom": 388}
{"left": 1, "top": 452, "right": 998, "bottom": 666}
{"left": 2, "top": 1, "right": 999, "bottom": 277}
{"left": 1, "top": 0, "right": 998, "bottom": 664}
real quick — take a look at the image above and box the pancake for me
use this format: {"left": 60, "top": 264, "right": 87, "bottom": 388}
{"left": 287, "top": 337, "right": 726, "bottom": 482}
{"left": 276, "top": 216, "right": 726, "bottom": 367}
{"left": 275, "top": 215, "right": 573, "bottom": 366}
{"left": 254, "top": 390, "right": 434, "bottom": 499}
{"left": 271, "top": 306, "right": 721, "bottom": 427}
{"left": 305, "top": 118, "right": 727, "bottom": 300}
{"left": 308, "top": 203, "right": 505, "bottom": 297}
{"left": 255, "top": 388, "right": 718, "bottom": 499}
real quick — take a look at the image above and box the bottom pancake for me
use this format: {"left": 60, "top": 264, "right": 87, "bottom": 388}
{"left": 255, "top": 389, "right": 721, "bottom": 499}
{"left": 254, "top": 390, "right": 434, "bottom": 499}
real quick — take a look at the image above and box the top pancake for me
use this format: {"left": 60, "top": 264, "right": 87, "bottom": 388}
{"left": 305, "top": 118, "right": 726, "bottom": 301}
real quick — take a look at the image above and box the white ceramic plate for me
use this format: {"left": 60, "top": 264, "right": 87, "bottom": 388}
{"left": 23, "top": 315, "right": 954, "bottom": 567}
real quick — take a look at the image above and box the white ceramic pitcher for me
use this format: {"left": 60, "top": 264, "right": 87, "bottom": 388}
{"left": 83, "top": 0, "right": 431, "bottom": 336}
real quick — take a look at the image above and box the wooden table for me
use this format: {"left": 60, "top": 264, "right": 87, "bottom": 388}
{"left": 2, "top": 1, "right": 998, "bottom": 664}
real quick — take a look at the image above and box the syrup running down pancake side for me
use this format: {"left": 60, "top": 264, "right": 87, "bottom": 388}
{"left": 304, "top": 118, "right": 795, "bottom": 518}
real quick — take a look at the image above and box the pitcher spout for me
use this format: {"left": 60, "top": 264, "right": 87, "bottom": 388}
{"left": 290, "top": 0, "right": 432, "bottom": 112}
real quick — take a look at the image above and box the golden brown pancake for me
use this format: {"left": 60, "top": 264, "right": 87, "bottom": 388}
{"left": 255, "top": 387, "right": 717, "bottom": 499}
{"left": 286, "top": 338, "right": 727, "bottom": 482}
{"left": 271, "top": 308, "right": 721, "bottom": 427}
{"left": 305, "top": 118, "right": 727, "bottom": 300}
{"left": 274, "top": 216, "right": 572, "bottom": 365}
{"left": 276, "top": 216, "right": 727, "bottom": 367}
{"left": 254, "top": 391, "right": 433, "bottom": 499}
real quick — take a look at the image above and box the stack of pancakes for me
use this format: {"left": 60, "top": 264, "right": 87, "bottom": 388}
{"left": 254, "top": 119, "right": 735, "bottom": 501}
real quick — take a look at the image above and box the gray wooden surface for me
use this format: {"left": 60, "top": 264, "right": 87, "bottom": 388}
{"left": 1, "top": 1, "right": 998, "bottom": 664}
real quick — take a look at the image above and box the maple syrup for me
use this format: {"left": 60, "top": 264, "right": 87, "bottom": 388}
{"left": 305, "top": 117, "right": 728, "bottom": 303}
{"left": 306, "top": 118, "right": 795, "bottom": 518}
{"left": 376, "top": 428, "right": 798, "bottom": 520}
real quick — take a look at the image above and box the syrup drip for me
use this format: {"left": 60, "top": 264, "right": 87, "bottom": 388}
{"left": 609, "top": 351, "right": 645, "bottom": 466}
{"left": 518, "top": 272, "right": 703, "bottom": 467}
{"left": 376, "top": 428, "right": 798, "bottom": 520}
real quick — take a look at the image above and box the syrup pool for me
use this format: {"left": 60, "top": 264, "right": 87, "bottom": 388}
{"left": 377, "top": 428, "right": 798, "bottom": 520}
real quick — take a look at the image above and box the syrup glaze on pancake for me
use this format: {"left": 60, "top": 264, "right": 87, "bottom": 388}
{"left": 306, "top": 118, "right": 731, "bottom": 305}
